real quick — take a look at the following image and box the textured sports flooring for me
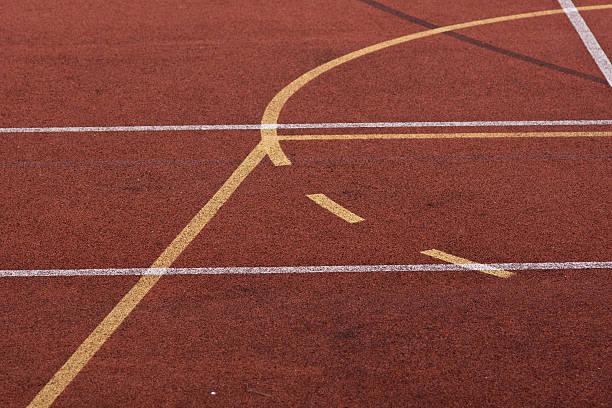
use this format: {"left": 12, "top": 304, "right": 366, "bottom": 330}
{"left": 1, "top": 1, "right": 611, "bottom": 406}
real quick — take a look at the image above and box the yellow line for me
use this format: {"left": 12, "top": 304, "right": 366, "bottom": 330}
{"left": 421, "top": 249, "right": 514, "bottom": 278}
{"left": 259, "top": 4, "right": 612, "bottom": 165}
{"left": 27, "top": 275, "right": 161, "bottom": 408}
{"left": 278, "top": 131, "right": 612, "bottom": 141}
{"left": 307, "top": 194, "right": 365, "bottom": 223}
{"left": 150, "top": 145, "right": 267, "bottom": 268}
{"left": 27, "top": 144, "right": 267, "bottom": 408}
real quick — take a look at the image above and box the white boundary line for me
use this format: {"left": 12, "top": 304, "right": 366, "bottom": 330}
{"left": 1, "top": 261, "right": 611, "bottom": 277}
{"left": 557, "top": 0, "right": 612, "bottom": 86}
{"left": 1, "top": 120, "right": 612, "bottom": 134}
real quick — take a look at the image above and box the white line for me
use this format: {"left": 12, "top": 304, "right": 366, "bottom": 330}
{"left": 1, "top": 261, "right": 611, "bottom": 277}
{"left": 557, "top": 0, "right": 612, "bottom": 86}
{"left": 1, "top": 120, "right": 612, "bottom": 134}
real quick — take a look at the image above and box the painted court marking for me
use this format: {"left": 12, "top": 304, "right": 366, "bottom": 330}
{"left": 28, "top": 5, "right": 612, "bottom": 407}
{"left": 2, "top": 261, "right": 611, "bottom": 278}
{"left": 258, "top": 4, "right": 612, "bottom": 166}
{"left": 279, "top": 131, "right": 612, "bottom": 141}
{"left": 307, "top": 194, "right": 365, "bottom": 223}
{"left": 422, "top": 249, "right": 514, "bottom": 278}
{"left": 557, "top": 0, "right": 612, "bottom": 86}
{"left": 2, "top": 119, "right": 612, "bottom": 134}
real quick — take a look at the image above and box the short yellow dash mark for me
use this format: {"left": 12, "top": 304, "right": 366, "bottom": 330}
{"left": 421, "top": 249, "right": 514, "bottom": 278}
{"left": 307, "top": 194, "right": 364, "bottom": 223}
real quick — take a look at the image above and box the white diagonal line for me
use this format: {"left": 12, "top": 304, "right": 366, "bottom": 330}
{"left": 557, "top": 0, "right": 612, "bottom": 86}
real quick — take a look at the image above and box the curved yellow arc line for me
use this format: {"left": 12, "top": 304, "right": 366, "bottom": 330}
{"left": 260, "top": 4, "right": 612, "bottom": 165}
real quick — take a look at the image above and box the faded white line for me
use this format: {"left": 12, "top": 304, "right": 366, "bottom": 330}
{"left": 557, "top": 0, "right": 612, "bottom": 86}
{"left": 2, "top": 120, "right": 612, "bottom": 134}
{"left": 1, "top": 261, "right": 611, "bottom": 277}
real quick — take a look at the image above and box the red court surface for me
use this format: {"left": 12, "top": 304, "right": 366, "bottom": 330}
{"left": 1, "top": 1, "right": 611, "bottom": 407}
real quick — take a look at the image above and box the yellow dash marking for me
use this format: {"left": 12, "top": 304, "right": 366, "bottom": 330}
{"left": 278, "top": 131, "right": 612, "bottom": 141}
{"left": 307, "top": 194, "right": 365, "bottom": 223}
{"left": 27, "top": 144, "right": 268, "bottom": 408}
{"left": 259, "top": 4, "right": 612, "bottom": 165}
{"left": 421, "top": 249, "right": 514, "bottom": 278}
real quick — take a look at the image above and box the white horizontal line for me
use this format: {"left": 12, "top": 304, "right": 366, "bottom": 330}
{"left": 1, "top": 261, "right": 610, "bottom": 277}
{"left": 1, "top": 120, "right": 612, "bottom": 133}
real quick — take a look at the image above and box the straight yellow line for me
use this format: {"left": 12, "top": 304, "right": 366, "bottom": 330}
{"left": 278, "top": 131, "right": 612, "bottom": 141}
{"left": 27, "top": 144, "right": 267, "bottom": 408}
{"left": 307, "top": 194, "right": 365, "bottom": 223}
{"left": 27, "top": 274, "right": 162, "bottom": 408}
{"left": 421, "top": 249, "right": 514, "bottom": 278}
{"left": 150, "top": 146, "right": 267, "bottom": 268}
